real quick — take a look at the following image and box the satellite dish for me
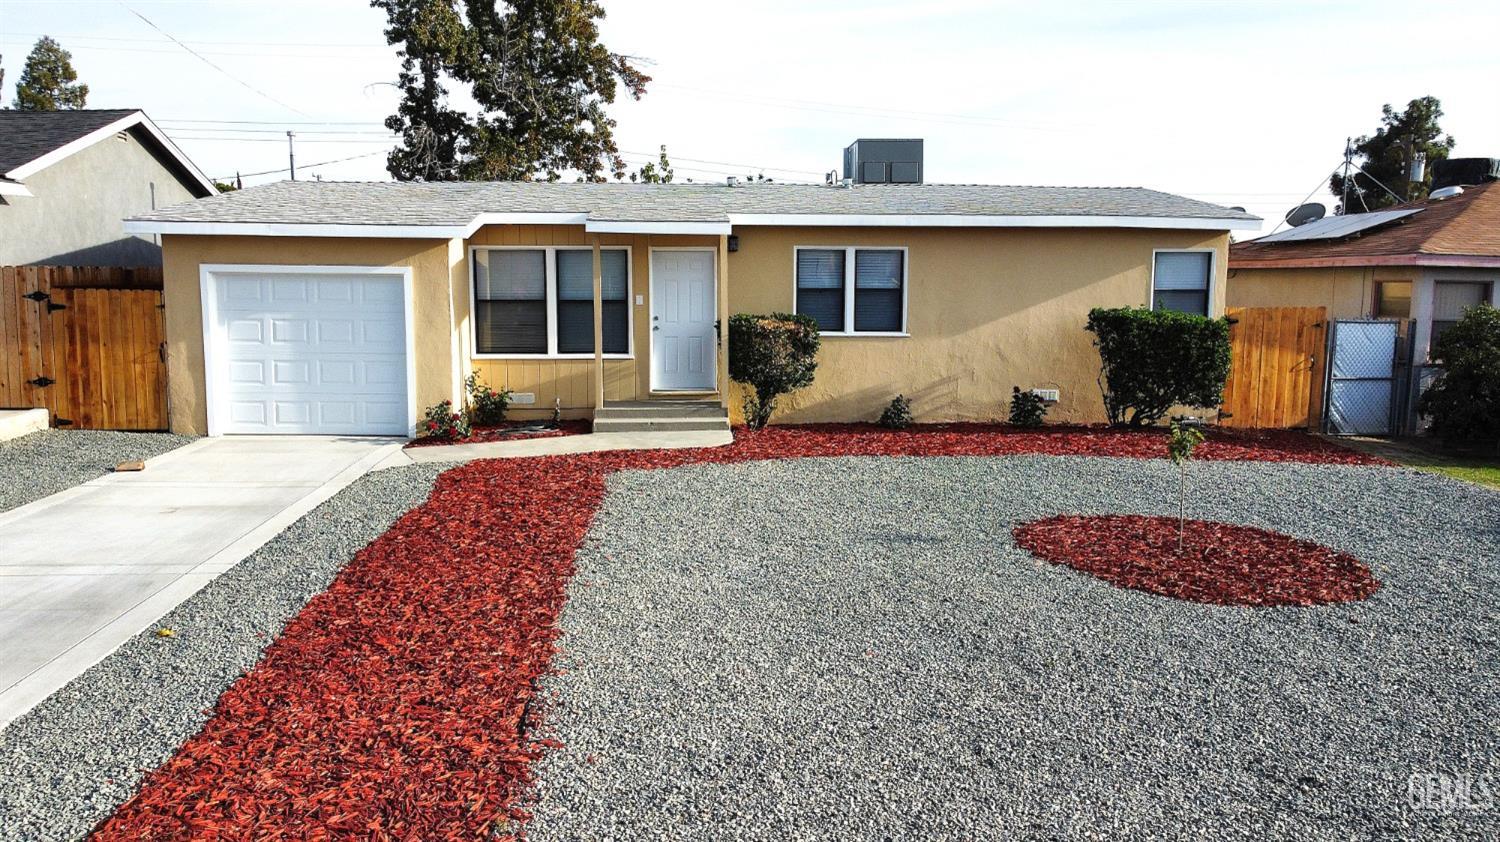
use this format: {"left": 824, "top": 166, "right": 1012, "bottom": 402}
{"left": 1285, "top": 202, "right": 1327, "bottom": 227}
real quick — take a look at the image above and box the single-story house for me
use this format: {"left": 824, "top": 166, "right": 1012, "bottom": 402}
{"left": 124, "top": 150, "right": 1258, "bottom": 437}
{"left": 0, "top": 109, "right": 216, "bottom": 266}
{"left": 1228, "top": 170, "right": 1500, "bottom": 364}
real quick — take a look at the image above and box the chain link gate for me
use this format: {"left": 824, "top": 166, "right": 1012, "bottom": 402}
{"left": 1322, "top": 319, "right": 1413, "bottom": 436}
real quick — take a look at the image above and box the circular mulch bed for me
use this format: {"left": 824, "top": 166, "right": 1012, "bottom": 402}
{"left": 1012, "top": 514, "right": 1381, "bottom": 606}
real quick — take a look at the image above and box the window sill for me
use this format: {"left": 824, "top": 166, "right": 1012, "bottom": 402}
{"left": 473, "top": 354, "right": 635, "bottom": 361}
{"left": 819, "top": 331, "right": 910, "bottom": 338}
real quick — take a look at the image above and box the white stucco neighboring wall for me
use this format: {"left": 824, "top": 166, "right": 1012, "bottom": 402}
{"left": 0, "top": 126, "right": 202, "bottom": 266}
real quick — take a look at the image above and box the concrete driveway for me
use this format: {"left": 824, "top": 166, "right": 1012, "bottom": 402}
{"left": 0, "top": 436, "right": 402, "bottom": 727}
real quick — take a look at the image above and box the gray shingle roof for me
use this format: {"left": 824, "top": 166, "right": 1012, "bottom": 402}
{"left": 130, "top": 180, "right": 1259, "bottom": 227}
{"left": 0, "top": 109, "right": 140, "bottom": 175}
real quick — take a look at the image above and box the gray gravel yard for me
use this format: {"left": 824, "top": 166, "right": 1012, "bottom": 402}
{"left": 0, "top": 429, "right": 194, "bottom": 513}
{"left": 0, "top": 463, "right": 446, "bottom": 842}
{"left": 531, "top": 456, "right": 1500, "bottom": 840}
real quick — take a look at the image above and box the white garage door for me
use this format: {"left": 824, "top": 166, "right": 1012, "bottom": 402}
{"left": 210, "top": 269, "right": 409, "bottom": 435}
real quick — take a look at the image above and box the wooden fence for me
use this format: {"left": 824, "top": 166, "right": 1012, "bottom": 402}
{"left": 0, "top": 266, "right": 168, "bottom": 430}
{"left": 1220, "top": 306, "right": 1327, "bottom": 430}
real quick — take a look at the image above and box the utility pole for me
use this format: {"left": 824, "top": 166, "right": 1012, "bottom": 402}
{"left": 287, "top": 130, "right": 297, "bottom": 181}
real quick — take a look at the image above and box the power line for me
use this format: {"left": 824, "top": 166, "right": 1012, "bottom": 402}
{"left": 117, "top": 2, "right": 312, "bottom": 118}
{"left": 161, "top": 118, "right": 387, "bottom": 126}
{"left": 217, "top": 149, "right": 389, "bottom": 181}
{"left": 171, "top": 135, "right": 396, "bottom": 144}
{"left": 4, "top": 30, "right": 385, "bottom": 49}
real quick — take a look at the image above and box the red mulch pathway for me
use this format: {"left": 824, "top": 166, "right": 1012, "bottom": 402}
{"left": 1013, "top": 514, "right": 1381, "bottom": 606}
{"left": 92, "top": 425, "right": 1385, "bottom": 840}
{"left": 404, "top": 419, "right": 592, "bottom": 449}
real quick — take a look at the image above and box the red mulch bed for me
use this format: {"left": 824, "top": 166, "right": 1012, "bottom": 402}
{"left": 1013, "top": 514, "right": 1382, "bottom": 606}
{"left": 404, "top": 419, "right": 592, "bottom": 449}
{"left": 93, "top": 425, "right": 1385, "bottom": 840}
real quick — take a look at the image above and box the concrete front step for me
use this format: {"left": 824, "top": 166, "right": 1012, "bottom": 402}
{"left": 592, "top": 416, "right": 730, "bottom": 433}
{"left": 595, "top": 400, "right": 727, "bottom": 420}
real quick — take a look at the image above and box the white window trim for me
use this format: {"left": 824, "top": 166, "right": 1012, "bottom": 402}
{"left": 1149, "top": 248, "right": 1217, "bottom": 316}
{"left": 468, "top": 244, "right": 634, "bottom": 360}
{"left": 791, "top": 245, "right": 910, "bottom": 337}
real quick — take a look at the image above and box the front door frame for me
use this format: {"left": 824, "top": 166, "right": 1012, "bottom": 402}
{"left": 648, "top": 246, "right": 719, "bottom": 393}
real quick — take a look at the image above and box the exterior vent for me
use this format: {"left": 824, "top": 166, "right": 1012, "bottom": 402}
{"left": 843, "top": 139, "right": 923, "bottom": 184}
{"left": 1429, "top": 185, "right": 1465, "bottom": 200}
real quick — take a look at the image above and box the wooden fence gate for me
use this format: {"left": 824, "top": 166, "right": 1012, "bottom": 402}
{"left": 0, "top": 266, "right": 168, "bottom": 430}
{"left": 1220, "top": 306, "right": 1327, "bottom": 430}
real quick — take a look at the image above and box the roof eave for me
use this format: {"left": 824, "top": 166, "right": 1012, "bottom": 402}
{"left": 1230, "top": 253, "right": 1500, "bottom": 270}
{"left": 127, "top": 212, "right": 1261, "bottom": 237}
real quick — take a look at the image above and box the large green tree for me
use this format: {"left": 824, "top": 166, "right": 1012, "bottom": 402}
{"left": 371, "top": 0, "right": 649, "bottom": 182}
{"left": 1330, "top": 96, "right": 1455, "bottom": 213}
{"left": 14, "top": 36, "right": 88, "bottom": 111}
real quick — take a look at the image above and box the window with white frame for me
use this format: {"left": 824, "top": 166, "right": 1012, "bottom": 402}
{"left": 1152, "top": 251, "right": 1212, "bottom": 316}
{"left": 473, "top": 247, "right": 630, "bottom": 356}
{"left": 795, "top": 247, "right": 906, "bottom": 334}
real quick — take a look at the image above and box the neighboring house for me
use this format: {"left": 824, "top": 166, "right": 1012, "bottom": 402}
{"left": 124, "top": 141, "right": 1258, "bottom": 437}
{"left": 0, "top": 109, "right": 216, "bottom": 266}
{"left": 1228, "top": 168, "right": 1500, "bottom": 365}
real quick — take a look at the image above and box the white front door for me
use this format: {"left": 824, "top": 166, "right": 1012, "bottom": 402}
{"left": 209, "top": 268, "right": 410, "bottom": 435}
{"left": 650, "top": 250, "right": 717, "bottom": 391}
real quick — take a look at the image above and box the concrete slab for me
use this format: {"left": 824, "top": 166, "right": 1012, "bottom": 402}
{"left": 0, "top": 436, "right": 402, "bottom": 728}
{"left": 399, "top": 429, "right": 735, "bottom": 465}
{"left": 0, "top": 409, "right": 48, "bottom": 442}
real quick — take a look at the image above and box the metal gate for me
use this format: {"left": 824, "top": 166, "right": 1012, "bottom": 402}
{"left": 1322, "top": 319, "right": 1412, "bottom": 436}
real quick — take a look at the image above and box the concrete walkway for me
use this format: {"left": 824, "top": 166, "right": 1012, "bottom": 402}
{"left": 389, "top": 429, "right": 734, "bottom": 467}
{"left": 0, "top": 436, "right": 402, "bottom": 727}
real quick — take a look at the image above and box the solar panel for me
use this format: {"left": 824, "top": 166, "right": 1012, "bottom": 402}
{"left": 1255, "top": 208, "right": 1424, "bottom": 243}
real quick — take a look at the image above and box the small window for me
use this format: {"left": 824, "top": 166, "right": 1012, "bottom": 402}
{"left": 475, "top": 249, "right": 547, "bottom": 354}
{"left": 795, "top": 247, "right": 907, "bottom": 334}
{"left": 473, "top": 247, "right": 630, "bottom": 356}
{"left": 1152, "top": 251, "right": 1212, "bottom": 316}
{"left": 1375, "top": 281, "right": 1412, "bottom": 319}
{"left": 796, "top": 249, "right": 846, "bottom": 332}
{"left": 1432, "top": 281, "right": 1490, "bottom": 345}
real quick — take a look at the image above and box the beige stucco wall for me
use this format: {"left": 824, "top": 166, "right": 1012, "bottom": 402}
{"left": 1227, "top": 265, "right": 1381, "bottom": 318}
{"left": 161, "top": 223, "right": 1231, "bottom": 433}
{"left": 160, "top": 234, "right": 460, "bottom": 435}
{"left": 727, "top": 226, "right": 1230, "bottom": 424}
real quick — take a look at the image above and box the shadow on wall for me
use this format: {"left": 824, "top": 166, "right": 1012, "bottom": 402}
{"left": 29, "top": 236, "right": 163, "bottom": 268}
{"left": 732, "top": 374, "right": 971, "bottom": 425}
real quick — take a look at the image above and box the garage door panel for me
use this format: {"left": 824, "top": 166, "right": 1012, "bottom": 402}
{"left": 212, "top": 270, "right": 408, "bottom": 436}
{"left": 271, "top": 279, "right": 309, "bottom": 302}
{"left": 316, "top": 319, "right": 355, "bottom": 345}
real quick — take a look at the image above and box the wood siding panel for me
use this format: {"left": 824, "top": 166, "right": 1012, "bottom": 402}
{"left": 0, "top": 267, "right": 167, "bottom": 429}
{"left": 1222, "top": 306, "right": 1326, "bottom": 430}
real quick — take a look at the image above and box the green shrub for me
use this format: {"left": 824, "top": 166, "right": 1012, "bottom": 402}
{"left": 1009, "top": 387, "right": 1047, "bottom": 427}
{"left": 1419, "top": 303, "right": 1500, "bottom": 445}
{"left": 1085, "top": 307, "right": 1231, "bottom": 427}
{"left": 420, "top": 399, "right": 471, "bottom": 440}
{"left": 728, "top": 312, "right": 821, "bottom": 429}
{"left": 464, "top": 370, "right": 512, "bottom": 427}
{"left": 878, "top": 395, "right": 913, "bottom": 429}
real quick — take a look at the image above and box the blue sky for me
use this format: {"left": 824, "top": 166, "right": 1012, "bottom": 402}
{"left": 2, "top": 0, "right": 1497, "bottom": 229}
